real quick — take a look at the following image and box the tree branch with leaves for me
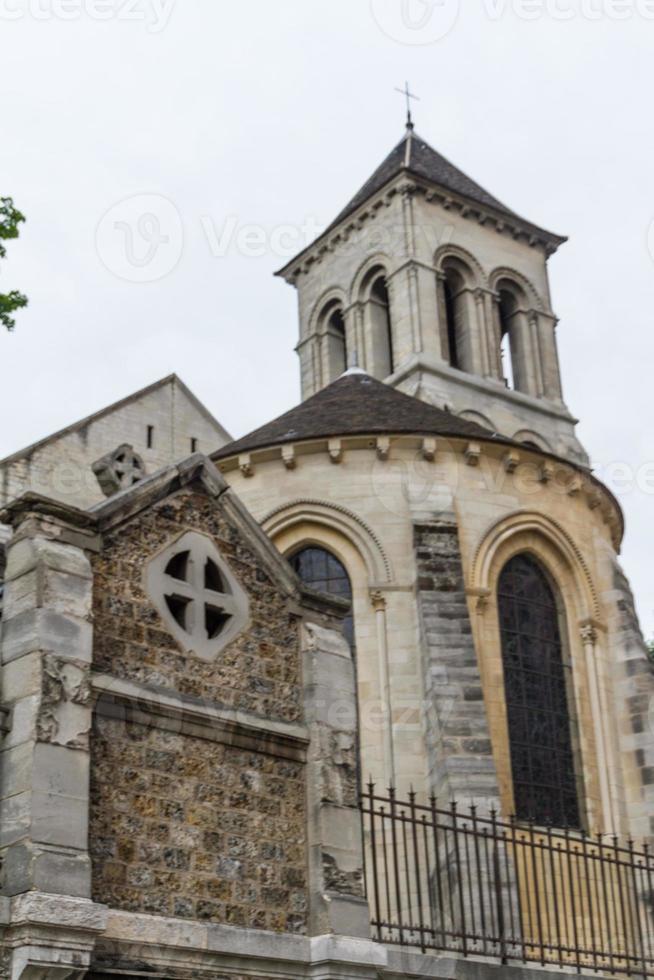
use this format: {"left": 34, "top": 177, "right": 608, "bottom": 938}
{"left": 0, "top": 197, "right": 27, "bottom": 331}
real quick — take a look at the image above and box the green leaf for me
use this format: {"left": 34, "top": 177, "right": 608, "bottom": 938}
{"left": 0, "top": 197, "right": 27, "bottom": 330}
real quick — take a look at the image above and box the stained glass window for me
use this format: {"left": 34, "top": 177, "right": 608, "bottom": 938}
{"left": 498, "top": 553, "right": 581, "bottom": 829}
{"left": 289, "top": 547, "right": 354, "bottom": 649}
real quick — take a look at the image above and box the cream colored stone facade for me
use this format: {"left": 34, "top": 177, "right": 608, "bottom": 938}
{"left": 216, "top": 432, "right": 653, "bottom": 839}
{"left": 255, "top": 129, "right": 654, "bottom": 841}
{"left": 279, "top": 137, "right": 585, "bottom": 466}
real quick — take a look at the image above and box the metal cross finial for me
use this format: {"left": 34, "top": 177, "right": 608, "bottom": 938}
{"left": 395, "top": 81, "right": 420, "bottom": 130}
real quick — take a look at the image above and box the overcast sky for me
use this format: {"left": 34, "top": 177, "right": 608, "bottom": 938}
{"left": 2, "top": 0, "right": 653, "bottom": 635}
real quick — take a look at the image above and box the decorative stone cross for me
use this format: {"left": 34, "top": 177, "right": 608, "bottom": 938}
{"left": 162, "top": 545, "right": 240, "bottom": 642}
{"left": 395, "top": 81, "right": 420, "bottom": 129}
{"left": 92, "top": 443, "right": 146, "bottom": 497}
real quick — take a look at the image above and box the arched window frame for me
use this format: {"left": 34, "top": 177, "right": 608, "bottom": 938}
{"left": 495, "top": 281, "right": 528, "bottom": 393}
{"left": 490, "top": 270, "right": 548, "bottom": 397}
{"left": 497, "top": 552, "right": 584, "bottom": 829}
{"left": 436, "top": 255, "right": 478, "bottom": 375}
{"left": 468, "top": 512, "right": 614, "bottom": 834}
{"left": 358, "top": 263, "right": 395, "bottom": 380}
{"left": 288, "top": 544, "right": 355, "bottom": 650}
{"left": 316, "top": 299, "right": 348, "bottom": 382}
{"left": 262, "top": 504, "right": 399, "bottom": 790}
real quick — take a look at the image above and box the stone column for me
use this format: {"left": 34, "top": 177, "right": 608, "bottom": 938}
{"left": 411, "top": 262, "right": 442, "bottom": 362}
{"left": 528, "top": 312, "right": 546, "bottom": 398}
{"left": 296, "top": 334, "right": 319, "bottom": 399}
{"left": 0, "top": 498, "right": 106, "bottom": 979}
{"left": 344, "top": 303, "right": 361, "bottom": 371}
{"left": 387, "top": 265, "right": 418, "bottom": 368}
{"left": 537, "top": 312, "right": 564, "bottom": 402}
{"left": 487, "top": 292, "right": 504, "bottom": 381}
{"left": 458, "top": 288, "right": 485, "bottom": 377}
{"left": 370, "top": 591, "right": 395, "bottom": 788}
{"left": 580, "top": 623, "right": 617, "bottom": 834}
{"left": 302, "top": 615, "right": 370, "bottom": 940}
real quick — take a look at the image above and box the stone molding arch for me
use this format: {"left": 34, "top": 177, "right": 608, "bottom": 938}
{"left": 468, "top": 509, "right": 612, "bottom": 832}
{"left": 309, "top": 287, "right": 349, "bottom": 336}
{"left": 261, "top": 498, "right": 394, "bottom": 585}
{"left": 512, "top": 428, "right": 553, "bottom": 452}
{"left": 349, "top": 253, "right": 394, "bottom": 304}
{"left": 470, "top": 510, "right": 600, "bottom": 623}
{"left": 488, "top": 266, "right": 546, "bottom": 313}
{"left": 459, "top": 408, "right": 498, "bottom": 432}
{"left": 434, "top": 243, "right": 486, "bottom": 286}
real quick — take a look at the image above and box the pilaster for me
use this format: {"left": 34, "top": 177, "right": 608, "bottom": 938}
{"left": 0, "top": 503, "right": 105, "bottom": 980}
{"left": 0, "top": 508, "right": 98, "bottom": 899}
{"left": 302, "top": 619, "right": 370, "bottom": 939}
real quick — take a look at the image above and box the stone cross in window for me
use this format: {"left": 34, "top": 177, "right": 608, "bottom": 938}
{"left": 146, "top": 531, "right": 250, "bottom": 661}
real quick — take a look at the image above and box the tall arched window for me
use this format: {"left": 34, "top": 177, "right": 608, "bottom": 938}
{"left": 370, "top": 275, "right": 394, "bottom": 378}
{"left": 440, "top": 264, "right": 475, "bottom": 373}
{"left": 498, "top": 289, "right": 518, "bottom": 390}
{"left": 443, "top": 272, "right": 462, "bottom": 370}
{"left": 326, "top": 307, "right": 347, "bottom": 379}
{"left": 289, "top": 546, "right": 354, "bottom": 648}
{"left": 498, "top": 553, "right": 581, "bottom": 828}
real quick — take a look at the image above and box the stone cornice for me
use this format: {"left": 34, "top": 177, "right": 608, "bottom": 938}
{"left": 0, "top": 492, "right": 97, "bottom": 532}
{"left": 276, "top": 171, "right": 566, "bottom": 283}
{"left": 216, "top": 433, "right": 623, "bottom": 549}
{"left": 391, "top": 354, "right": 577, "bottom": 425}
{"left": 92, "top": 673, "right": 310, "bottom": 762}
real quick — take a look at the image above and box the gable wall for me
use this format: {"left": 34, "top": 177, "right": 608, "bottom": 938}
{"left": 89, "top": 489, "right": 308, "bottom": 929}
{"left": 0, "top": 381, "right": 228, "bottom": 511}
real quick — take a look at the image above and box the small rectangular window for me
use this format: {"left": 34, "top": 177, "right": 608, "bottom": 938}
{"left": 191, "top": 437, "right": 198, "bottom": 453}
{"left": 147, "top": 425, "right": 154, "bottom": 449}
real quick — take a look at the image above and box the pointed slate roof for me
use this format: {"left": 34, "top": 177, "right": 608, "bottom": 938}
{"left": 212, "top": 371, "right": 513, "bottom": 461}
{"left": 277, "top": 128, "right": 565, "bottom": 277}
{"left": 329, "top": 128, "right": 518, "bottom": 232}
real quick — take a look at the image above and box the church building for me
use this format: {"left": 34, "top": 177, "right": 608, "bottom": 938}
{"left": 0, "top": 122, "right": 652, "bottom": 980}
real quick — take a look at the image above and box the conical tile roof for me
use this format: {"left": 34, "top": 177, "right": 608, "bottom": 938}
{"left": 213, "top": 371, "right": 513, "bottom": 460}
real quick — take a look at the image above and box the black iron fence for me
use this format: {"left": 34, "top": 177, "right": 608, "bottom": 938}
{"left": 361, "top": 784, "right": 654, "bottom": 976}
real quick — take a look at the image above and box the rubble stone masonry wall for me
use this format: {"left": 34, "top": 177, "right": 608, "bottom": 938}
{"left": 88, "top": 488, "right": 309, "bottom": 930}
{"left": 90, "top": 719, "right": 307, "bottom": 931}
{"left": 91, "top": 492, "right": 301, "bottom": 723}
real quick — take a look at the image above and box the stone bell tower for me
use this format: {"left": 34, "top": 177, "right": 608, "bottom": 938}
{"left": 277, "top": 123, "right": 587, "bottom": 465}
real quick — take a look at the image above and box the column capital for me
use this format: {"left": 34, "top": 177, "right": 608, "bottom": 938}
{"left": 370, "top": 589, "right": 387, "bottom": 611}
